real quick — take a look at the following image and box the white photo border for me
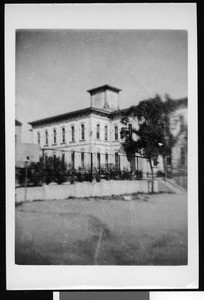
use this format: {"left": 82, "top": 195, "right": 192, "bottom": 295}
{"left": 6, "top": 3, "right": 198, "bottom": 289}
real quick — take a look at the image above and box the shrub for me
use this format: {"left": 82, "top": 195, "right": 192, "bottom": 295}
{"left": 156, "top": 170, "right": 165, "bottom": 177}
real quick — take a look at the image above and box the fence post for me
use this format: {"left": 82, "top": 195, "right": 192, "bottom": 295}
{"left": 136, "top": 156, "right": 139, "bottom": 179}
{"left": 24, "top": 157, "right": 29, "bottom": 202}
{"left": 42, "top": 148, "right": 45, "bottom": 185}
{"left": 91, "top": 152, "right": 93, "bottom": 182}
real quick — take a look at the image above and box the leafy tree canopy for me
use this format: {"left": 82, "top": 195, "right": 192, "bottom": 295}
{"left": 121, "top": 95, "right": 176, "bottom": 163}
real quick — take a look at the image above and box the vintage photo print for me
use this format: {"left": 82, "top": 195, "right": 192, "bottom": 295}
{"left": 6, "top": 4, "right": 197, "bottom": 289}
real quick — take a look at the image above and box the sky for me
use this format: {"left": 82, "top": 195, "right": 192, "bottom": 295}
{"left": 16, "top": 29, "right": 187, "bottom": 141}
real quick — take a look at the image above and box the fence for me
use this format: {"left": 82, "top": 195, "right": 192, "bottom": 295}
{"left": 15, "top": 148, "right": 148, "bottom": 188}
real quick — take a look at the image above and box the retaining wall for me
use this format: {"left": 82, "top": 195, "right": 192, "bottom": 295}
{"left": 15, "top": 179, "right": 158, "bottom": 203}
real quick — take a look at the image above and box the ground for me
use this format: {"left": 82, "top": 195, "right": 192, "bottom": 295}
{"left": 15, "top": 192, "right": 187, "bottom": 265}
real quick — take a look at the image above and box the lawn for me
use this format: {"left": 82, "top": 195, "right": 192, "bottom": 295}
{"left": 15, "top": 192, "right": 187, "bottom": 265}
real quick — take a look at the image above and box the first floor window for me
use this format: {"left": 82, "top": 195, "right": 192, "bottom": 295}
{"left": 105, "top": 153, "right": 108, "bottom": 165}
{"left": 71, "top": 151, "right": 75, "bottom": 168}
{"left": 62, "top": 153, "right": 65, "bottom": 165}
{"left": 153, "top": 157, "right": 158, "bottom": 166}
{"left": 167, "top": 155, "right": 172, "bottom": 166}
{"left": 81, "top": 152, "right": 85, "bottom": 167}
{"left": 97, "top": 152, "right": 100, "bottom": 168}
{"left": 53, "top": 154, "right": 56, "bottom": 167}
{"left": 115, "top": 152, "right": 120, "bottom": 167}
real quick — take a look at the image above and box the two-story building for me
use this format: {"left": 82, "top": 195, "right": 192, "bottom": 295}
{"left": 28, "top": 85, "right": 187, "bottom": 177}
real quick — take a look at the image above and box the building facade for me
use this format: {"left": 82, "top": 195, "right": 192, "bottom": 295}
{"left": 29, "top": 85, "right": 187, "bottom": 177}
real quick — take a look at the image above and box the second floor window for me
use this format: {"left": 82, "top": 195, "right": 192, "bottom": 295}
{"left": 181, "top": 147, "right": 186, "bottom": 165}
{"left": 45, "top": 131, "right": 48, "bottom": 145}
{"left": 96, "top": 124, "right": 100, "bottom": 140}
{"left": 128, "top": 124, "right": 132, "bottom": 138}
{"left": 179, "top": 115, "right": 184, "bottom": 131}
{"left": 104, "top": 125, "right": 108, "bottom": 141}
{"left": 53, "top": 129, "right": 57, "bottom": 144}
{"left": 115, "top": 125, "right": 118, "bottom": 140}
{"left": 81, "top": 124, "right": 85, "bottom": 140}
{"left": 37, "top": 132, "right": 40, "bottom": 145}
{"left": 62, "top": 127, "right": 65, "bottom": 143}
{"left": 71, "top": 126, "right": 75, "bottom": 142}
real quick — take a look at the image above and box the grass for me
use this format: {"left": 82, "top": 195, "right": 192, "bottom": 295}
{"left": 15, "top": 192, "right": 187, "bottom": 265}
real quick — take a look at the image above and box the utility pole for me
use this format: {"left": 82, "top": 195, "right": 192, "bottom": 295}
{"left": 24, "top": 156, "right": 30, "bottom": 202}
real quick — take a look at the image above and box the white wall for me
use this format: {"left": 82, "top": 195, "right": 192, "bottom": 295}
{"left": 15, "top": 179, "right": 158, "bottom": 203}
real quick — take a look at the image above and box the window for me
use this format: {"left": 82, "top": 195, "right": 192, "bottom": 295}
{"left": 105, "top": 153, "right": 109, "bottom": 166}
{"left": 62, "top": 153, "right": 65, "bottom": 165}
{"left": 62, "top": 127, "right": 65, "bottom": 143}
{"left": 81, "top": 124, "right": 85, "bottom": 140}
{"left": 180, "top": 147, "right": 186, "bottom": 165}
{"left": 104, "top": 125, "right": 108, "bottom": 141}
{"left": 71, "top": 126, "right": 75, "bottom": 142}
{"left": 115, "top": 152, "right": 120, "bottom": 167}
{"left": 53, "top": 154, "right": 56, "bottom": 167}
{"left": 37, "top": 132, "right": 40, "bottom": 145}
{"left": 167, "top": 155, "right": 172, "bottom": 166}
{"left": 97, "top": 152, "right": 100, "bottom": 168}
{"left": 81, "top": 152, "right": 85, "bottom": 167}
{"left": 179, "top": 115, "right": 184, "bottom": 131}
{"left": 71, "top": 151, "right": 75, "bottom": 168}
{"left": 53, "top": 129, "right": 57, "bottom": 144}
{"left": 96, "top": 124, "right": 100, "bottom": 140}
{"left": 153, "top": 157, "right": 158, "bottom": 166}
{"left": 128, "top": 124, "right": 132, "bottom": 138}
{"left": 45, "top": 131, "right": 48, "bottom": 145}
{"left": 115, "top": 125, "right": 118, "bottom": 140}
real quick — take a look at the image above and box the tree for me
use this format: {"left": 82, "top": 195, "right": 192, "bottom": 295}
{"left": 121, "top": 95, "right": 176, "bottom": 192}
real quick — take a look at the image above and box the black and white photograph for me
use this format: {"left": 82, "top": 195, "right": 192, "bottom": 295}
{"left": 6, "top": 4, "right": 197, "bottom": 289}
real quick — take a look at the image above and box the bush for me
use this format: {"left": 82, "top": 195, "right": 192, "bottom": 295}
{"left": 135, "top": 170, "right": 143, "bottom": 180}
{"left": 156, "top": 170, "right": 165, "bottom": 177}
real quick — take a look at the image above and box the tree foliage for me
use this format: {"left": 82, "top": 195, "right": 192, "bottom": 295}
{"left": 121, "top": 95, "right": 177, "bottom": 186}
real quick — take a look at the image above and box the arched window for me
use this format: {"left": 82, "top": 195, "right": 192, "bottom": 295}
{"left": 114, "top": 125, "right": 118, "bottom": 140}
{"left": 104, "top": 125, "right": 108, "bottom": 141}
{"left": 53, "top": 129, "right": 57, "bottom": 144}
{"left": 71, "top": 126, "right": 75, "bottom": 142}
{"left": 45, "top": 130, "right": 48, "bottom": 145}
{"left": 81, "top": 124, "right": 85, "bottom": 140}
{"left": 37, "top": 132, "right": 40, "bottom": 145}
{"left": 62, "top": 127, "right": 65, "bottom": 143}
{"left": 96, "top": 124, "right": 100, "bottom": 140}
